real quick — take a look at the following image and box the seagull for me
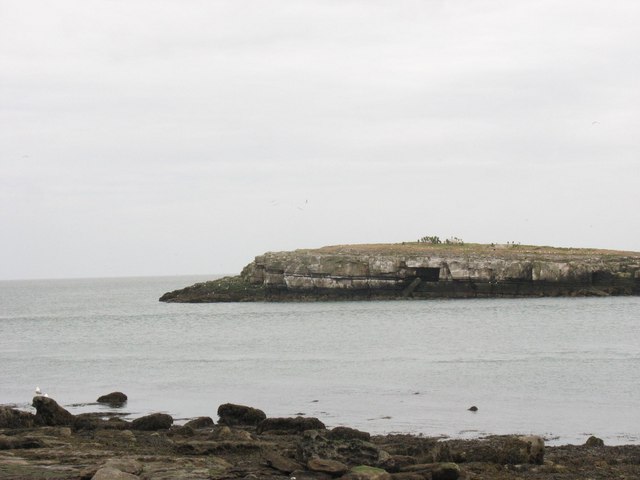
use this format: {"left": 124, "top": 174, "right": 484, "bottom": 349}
{"left": 35, "top": 387, "right": 41, "bottom": 395}
{"left": 44, "top": 393, "right": 49, "bottom": 398}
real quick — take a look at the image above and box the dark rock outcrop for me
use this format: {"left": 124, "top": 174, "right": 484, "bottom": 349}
{"left": 327, "top": 426, "right": 371, "bottom": 441}
{"left": 97, "top": 391, "right": 128, "bottom": 406}
{"left": 585, "top": 435, "right": 605, "bottom": 447}
{"left": 217, "top": 403, "right": 266, "bottom": 427}
{"left": 258, "top": 416, "right": 326, "bottom": 434}
{"left": 131, "top": 413, "right": 173, "bottom": 431}
{"left": 32, "top": 396, "right": 74, "bottom": 426}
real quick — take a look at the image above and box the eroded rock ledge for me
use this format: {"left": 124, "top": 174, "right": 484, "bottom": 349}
{"left": 160, "top": 243, "right": 640, "bottom": 302}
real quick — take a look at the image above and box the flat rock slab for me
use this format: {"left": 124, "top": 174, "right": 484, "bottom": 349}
{"left": 264, "top": 451, "right": 304, "bottom": 473}
{"left": 308, "top": 458, "right": 349, "bottom": 476}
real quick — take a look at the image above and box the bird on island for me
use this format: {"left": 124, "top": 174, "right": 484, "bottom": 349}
{"left": 35, "top": 387, "right": 41, "bottom": 395}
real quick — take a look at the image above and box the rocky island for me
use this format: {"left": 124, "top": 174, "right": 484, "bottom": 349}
{"left": 160, "top": 243, "right": 640, "bottom": 302}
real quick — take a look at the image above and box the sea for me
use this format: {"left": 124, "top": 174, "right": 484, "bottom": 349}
{"left": 1, "top": 275, "right": 639, "bottom": 446}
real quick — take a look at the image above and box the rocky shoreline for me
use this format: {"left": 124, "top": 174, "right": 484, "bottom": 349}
{"left": 2, "top": 395, "right": 640, "bottom": 479}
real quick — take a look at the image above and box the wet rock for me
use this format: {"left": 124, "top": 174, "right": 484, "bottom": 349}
{"left": 183, "top": 416, "right": 215, "bottom": 429}
{"left": 307, "top": 458, "right": 348, "bottom": 476}
{"left": 327, "top": 427, "right": 371, "bottom": 442}
{"left": 92, "top": 466, "right": 139, "bottom": 479}
{"left": 0, "top": 406, "right": 37, "bottom": 428}
{"left": 297, "top": 430, "right": 385, "bottom": 467}
{"left": 217, "top": 403, "right": 266, "bottom": 427}
{"left": 131, "top": 413, "right": 173, "bottom": 431}
{"left": 96, "top": 391, "right": 128, "bottom": 406}
{"left": 258, "top": 416, "right": 326, "bottom": 434}
{"left": 263, "top": 450, "right": 304, "bottom": 473}
{"left": 585, "top": 435, "right": 605, "bottom": 447}
{"left": 32, "top": 395, "right": 74, "bottom": 426}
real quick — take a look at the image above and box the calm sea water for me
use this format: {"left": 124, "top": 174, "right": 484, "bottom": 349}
{"left": 1, "top": 276, "right": 639, "bottom": 446}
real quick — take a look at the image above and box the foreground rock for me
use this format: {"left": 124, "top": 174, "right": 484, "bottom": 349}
{"left": 1, "top": 401, "right": 640, "bottom": 479}
{"left": 160, "top": 243, "right": 640, "bottom": 302}
{"left": 32, "top": 396, "right": 74, "bottom": 426}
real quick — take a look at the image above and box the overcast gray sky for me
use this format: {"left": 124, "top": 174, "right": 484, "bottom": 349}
{"left": 1, "top": 0, "right": 639, "bottom": 280}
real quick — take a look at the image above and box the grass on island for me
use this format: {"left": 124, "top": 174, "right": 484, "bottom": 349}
{"left": 288, "top": 242, "right": 640, "bottom": 259}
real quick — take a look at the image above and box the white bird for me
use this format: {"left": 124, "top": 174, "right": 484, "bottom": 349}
{"left": 44, "top": 393, "right": 49, "bottom": 398}
{"left": 35, "top": 387, "right": 41, "bottom": 395}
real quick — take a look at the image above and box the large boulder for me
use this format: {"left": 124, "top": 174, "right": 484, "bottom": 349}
{"left": 0, "top": 406, "right": 37, "bottom": 428}
{"left": 258, "top": 416, "right": 326, "bottom": 434}
{"left": 183, "top": 416, "right": 215, "bottom": 429}
{"left": 217, "top": 403, "right": 266, "bottom": 427}
{"left": 131, "top": 413, "right": 173, "bottom": 431}
{"left": 96, "top": 392, "right": 128, "bottom": 406}
{"left": 32, "top": 396, "right": 74, "bottom": 426}
{"left": 585, "top": 435, "right": 605, "bottom": 447}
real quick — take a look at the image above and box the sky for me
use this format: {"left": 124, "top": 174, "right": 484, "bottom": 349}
{"left": 1, "top": 0, "right": 639, "bottom": 280}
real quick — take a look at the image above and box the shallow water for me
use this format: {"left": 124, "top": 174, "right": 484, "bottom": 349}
{"left": 1, "top": 276, "right": 639, "bottom": 445}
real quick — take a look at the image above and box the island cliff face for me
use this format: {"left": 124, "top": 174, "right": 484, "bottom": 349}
{"left": 159, "top": 243, "right": 640, "bottom": 302}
